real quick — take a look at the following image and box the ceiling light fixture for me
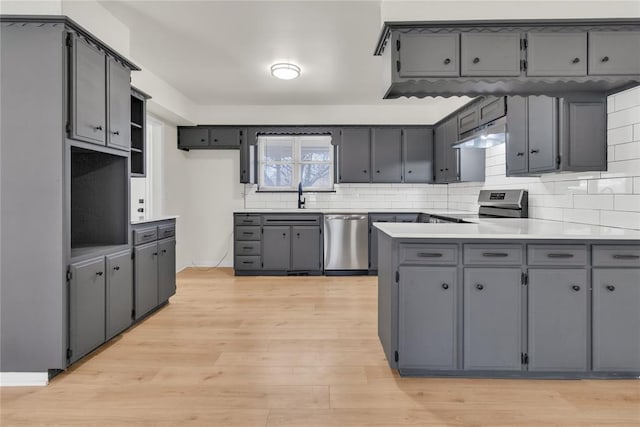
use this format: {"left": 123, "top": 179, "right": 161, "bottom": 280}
{"left": 271, "top": 62, "right": 301, "bottom": 80}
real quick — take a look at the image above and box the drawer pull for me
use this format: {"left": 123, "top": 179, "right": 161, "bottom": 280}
{"left": 242, "top": 220, "right": 253, "bottom": 223}
{"left": 142, "top": 233, "right": 154, "bottom": 238}
{"left": 482, "top": 252, "right": 509, "bottom": 258}
{"left": 441, "top": 283, "right": 449, "bottom": 290}
{"left": 242, "top": 261, "right": 253, "bottom": 265}
{"left": 417, "top": 252, "right": 443, "bottom": 258}
{"left": 243, "top": 246, "right": 252, "bottom": 250}
{"left": 547, "top": 253, "right": 574, "bottom": 259}
{"left": 242, "top": 232, "right": 253, "bottom": 235}
{"left": 612, "top": 254, "right": 640, "bottom": 260}
{"left": 571, "top": 285, "right": 581, "bottom": 292}
{"left": 475, "top": 284, "right": 484, "bottom": 291}
{"left": 606, "top": 285, "right": 616, "bottom": 292}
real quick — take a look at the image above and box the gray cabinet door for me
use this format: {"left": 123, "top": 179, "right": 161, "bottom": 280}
{"left": 560, "top": 96, "right": 607, "bottom": 171}
{"left": 134, "top": 241, "right": 158, "bottom": 319}
{"left": 527, "top": 32, "right": 587, "bottom": 77}
{"left": 434, "top": 124, "right": 448, "bottom": 184}
{"left": 435, "top": 117, "right": 458, "bottom": 183}
{"left": 399, "top": 266, "right": 458, "bottom": 370}
{"left": 158, "top": 238, "right": 177, "bottom": 303}
{"left": 262, "top": 226, "right": 291, "bottom": 270}
{"left": 528, "top": 269, "right": 588, "bottom": 371}
{"left": 403, "top": 128, "right": 433, "bottom": 183}
{"left": 178, "top": 128, "right": 209, "bottom": 149}
{"left": 588, "top": 31, "right": 640, "bottom": 75}
{"left": 464, "top": 268, "right": 522, "bottom": 371}
{"left": 461, "top": 33, "right": 521, "bottom": 76}
{"left": 106, "top": 58, "right": 131, "bottom": 151}
{"left": 210, "top": 127, "right": 242, "bottom": 148}
{"left": 458, "top": 106, "right": 479, "bottom": 134}
{"left": 445, "top": 143, "right": 460, "bottom": 183}
{"left": 372, "top": 128, "right": 403, "bottom": 182}
{"left": 592, "top": 269, "right": 640, "bottom": 372}
{"left": 369, "top": 214, "right": 396, "bottom": 270}
{"left": 70, "top": 37, "right": 106, "bottom": 145}
{"left": 528, "top": 96, "right": 558, "bottom": 173}
{"left": 506, "top": 96, "right": 529, "bottom": 175}
{"left": 69, "top": 257, "right": 106, "bottom": 363}
{"left": 291, "top": 226, "right": 321, "bottom": 271}
{"left": 478, "top": 97, "right": 506, "bottom": 126}
{"left": 397, "top": 33, "right": 459, "bottom": 77}
{"left": 106, "top": 250, "right": 132, "bottom": 340}
{"left": 339, "top": 128, "right": 371, "bottom": 183}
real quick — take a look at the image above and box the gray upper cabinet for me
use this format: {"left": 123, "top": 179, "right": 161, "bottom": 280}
{"left": 527, "top": 32, "right": 587, "bottom": 77}
{"left": 107, "top": 58, "right": 131, "bottom": 151}
{"left": 588, "top": 31, "right": 640, "bottom": 75}
{"left": 478, "top": 97, "right": 507, "bottom": 126}
{"left": 339, "top": 128, "right": 371, "bottom": 183}
{"left": 403, "top": 128, "right": 433, "bottom": 183}
{"left": 178, "top": 127, "right": 210, "bottom": 149}
{"left": 592, "top": 268, "right": 640, "bottom": 372}
{"left": 460, "top": 33, "right": 522, "bottom": 77}
{"left": 69, "top": 256, "right": 106, "bottom": 364}
{"left": 527, "top": 96, "right": 558, "bottom": 173}
{"left": 209, "top": 127, "right": 243, "bottom": 148}
{"left": 464, "top": 268, "right": 522, "bottom": 371}
{"left": 528, "top": 269, "right": 588, "bottom": 372}
{"left": 458, "top": 106, "right": 479, "bottom": 134}
{"left": 505, "top": 97, "right": 529, "bottom": 175}
{"left": 262, "top": 226, "right": 291, "bottom": 270}
{"left": 291, "top": 226, "right": 322, "bottom": 271}
{"left": 399, "top": 266, "right": 458, "bottom": 371}
{"left": 434, "top": 116, "right": 457, "bottom": 183}
{"left": 70, "top": 37, "right": 106, "bottom": 145}
{"left": 158, "top": 238, "right": 177, "bottom": 303}
{"left": 560, "top": 96, "right": 607, "bottom": 171}
{"left": 106, "top": 250, "right": 133, "bottom": 340}
{"left": 397, "top": 32, "right": 459, "bottom": 77}
{"left": 372, "top": 128, "right": 403, "bottom": 182}
{"left": 134, "top": 241, "right": 159, "bottom": 320}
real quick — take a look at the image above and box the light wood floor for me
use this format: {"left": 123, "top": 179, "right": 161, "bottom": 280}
{"left": 2, "top": 268, "right": 639, "bottom": 426}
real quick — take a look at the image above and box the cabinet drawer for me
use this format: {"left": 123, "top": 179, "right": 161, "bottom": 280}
{"left": 593, "top": 245, "right": 640, "bottom": 267}
{"left": 235, "top": 241, "right": 261, "bottom": 256}
{"left": 158, "top": 224, "right": 175, "bottom": 239}
{"left": 528, "top": 245, "right": 587, "bottom": 265}
{"left": 133, "top": 227, "right": 158, "bottom": 245}
{"left": 464, "top": 244, "right": 522, "bottom": 265}
{"left": 235, "top": 256, "right": 261, "bottom": 270}
{"left": 478, "top": 97, "right": 506, "bottom": 126}
{"left": 262, "top": 214, "right": 321, "bottom": 226}
{"left": 399, "top": 244, "right": 458, "bottom": 265}
{"left": 235, "top": 214, "right": 261, "bottom": 226}
{"left": 235, "top": 226, "right": 261, "bottom": 241}
{"left": 395, "top": 213, "right": 420, "bottom": 223}
{"left": 458, "top": 107, "right": 479, "bottom": 134}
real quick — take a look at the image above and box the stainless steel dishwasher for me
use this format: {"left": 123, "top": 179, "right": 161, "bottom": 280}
{"left": 323, "top": 214, "right": 368, "bottom": 274}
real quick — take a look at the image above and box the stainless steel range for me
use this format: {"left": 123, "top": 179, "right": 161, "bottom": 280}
{"left": 477, "top": 189, "right": 528, "bottom": 218}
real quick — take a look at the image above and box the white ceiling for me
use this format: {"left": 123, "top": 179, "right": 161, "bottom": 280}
{"left": 99, "top": 0, "right": 470, "bottom": 109}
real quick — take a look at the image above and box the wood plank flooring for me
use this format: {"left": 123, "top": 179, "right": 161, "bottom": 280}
{"left": 2, "top": 268, "right": 639, "bottom": 426}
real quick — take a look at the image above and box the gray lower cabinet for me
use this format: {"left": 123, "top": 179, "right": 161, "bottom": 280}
{"left": 528, "top": 269, "right": 588, "bottom": 371}
{"left": 398, "top": 266, "right": 458, "bottom": 370}
{"left": 69, "top": 256, "right": 106, "bottom": 364}
{"left": 262, "top": 226, "right": 291, "bottom": 270}
{"left": 134, "top": 241, "right": 159, "bottom": 319}
{"left": 339, "top": 128, "right": 371, "bottom": 183}
{"left": 369, "top": 214, "right": 396, "bottom": 271}
{"left": 372, "top": 128, "right": 403, "bottom": 182}
{"left": 291, "top": 226, "right": 322, "bottom": 270}
{"left": 158, "top": 238, "right": 177, "bottom": 303}
{"left": 464, "top": 268, "right": 522, "bottom": 371}
{"left": 105, "top": 250, "right": 133, "bottom": 340}
{"left": 592, "top": 268, "right": 640, "bottom": 371}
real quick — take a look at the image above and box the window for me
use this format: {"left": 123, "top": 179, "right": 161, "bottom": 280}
{"left": 258, "top": 135, "right": 334, "bottom": 191}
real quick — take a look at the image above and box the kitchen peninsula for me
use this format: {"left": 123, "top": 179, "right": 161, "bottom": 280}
{"left": 375, "top": 218, "right": 640, "bottom": 378}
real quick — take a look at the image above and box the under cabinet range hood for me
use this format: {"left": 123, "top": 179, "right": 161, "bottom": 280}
{"left": 452, "top": 116, "right": 506, "bottom": 149}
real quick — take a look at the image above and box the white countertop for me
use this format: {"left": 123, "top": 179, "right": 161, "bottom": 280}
{"left": 236, "top": 208, "right": 474, "bottom": 217}
{"left": 374, "top": 218, "right": 640, "bottom": 241}
{"left": 131, "top": 215, "right": 179, "bottom": 225}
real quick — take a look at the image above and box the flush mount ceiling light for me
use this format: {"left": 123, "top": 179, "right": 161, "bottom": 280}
{"left": 271, "top": 62, "right": 301, "bottom": 80}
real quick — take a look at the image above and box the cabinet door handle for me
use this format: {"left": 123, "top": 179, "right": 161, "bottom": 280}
{"left": 571, "top": 57, "right": 580, "bottom": 64}
{"left": 363, "top": 169, "right": 367, "bottom": 174}
{"left": 482, "top": 252, "right": 509, "bottom": 258}
{"left": 96, "top": 271, "right": 103, "bottom": 276}
{"left": 162, "top": 249, "right": 167, "bottom": 254}
{"left": 601, "top": 56, "right": 610, "bottom": 63}
{"left": 612, "top": 254, "right": 640, "bottom": 260}
{"left": 408, "top": 170, "right": 412, "bottom": 173}
{"left": 444, "top": 58, "right": 451, "bottom": 65}
{"left": 547, "top": 253, "right": 574, "bottom": 259}
{"left": 606, "top": 285, "right": 616, "bottom": 292}
{"left": 530, "top": 149, "right": 539, "bottom": 154}
{"left": 516, "top": 152, "right": 524, "bottom": 156}
{"left": 417, "top": 252, "right": 443, "bottom": 258}
{"left": 376, "top": 170, "right": 380, "bottom": 173}
{"left": 472, "top": 57, "right": 480, "bottom": 64}
{"left": 153, "top": 252, "right": 158, "bottom": 256}
{"left": 201, "top": 138, "right": 206, "bottom": 142}
{"left": 441, "top": 283, "right": 449, "bottom": 290}
{"left": 113, "top": 266, "right": 120, "bottom": 271}
{"left": 475, "top": 284, "right": 484, "bottom": 290}
{"left": 296, "top": 233, "right": 300, "bottom": 238}
{"left": 94, "top": 125, "right": 103, "bottom": 131}
{"left": 111, "top": 130, "right": 120, "bottom": 135}
{"left": 282, "top": 233, "right": 287, "bottom": 237}
{"left": 571, "top": 285, "right": 581, "bottom": 292}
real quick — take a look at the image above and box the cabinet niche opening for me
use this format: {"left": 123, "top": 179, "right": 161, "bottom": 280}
{"left": 71, "top": 147, "right": 128, "bottom": 251}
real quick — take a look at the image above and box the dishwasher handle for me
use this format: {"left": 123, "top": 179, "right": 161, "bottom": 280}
{"left": 325, "top": 215, "right": 367, "bottom": 221}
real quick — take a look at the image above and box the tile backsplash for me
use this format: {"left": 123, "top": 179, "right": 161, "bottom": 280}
{"left": 244, "top": 86, "right": 640, "bottom": 229}
{"left": 448, "top": 86, "right": 640, "bottom": 230}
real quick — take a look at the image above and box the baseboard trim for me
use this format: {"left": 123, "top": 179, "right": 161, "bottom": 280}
{"left": 0, "top": 372, "right": 49, "bottom": 387}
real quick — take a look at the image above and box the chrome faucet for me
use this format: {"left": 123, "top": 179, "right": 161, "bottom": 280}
{"left": 297, "top": 182, "right": 306, "bottom": 209}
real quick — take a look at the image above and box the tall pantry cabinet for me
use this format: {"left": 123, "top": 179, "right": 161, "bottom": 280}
{"left": 0, "top": 16, "right": 140, "bottom": 373}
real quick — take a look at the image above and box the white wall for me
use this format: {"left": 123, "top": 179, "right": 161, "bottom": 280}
{"left": 448, "top": 86, "right": 640, "bottom": 230}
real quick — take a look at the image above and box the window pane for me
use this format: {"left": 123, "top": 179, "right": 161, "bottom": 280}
{"left": 264, "top": 138, "right": 293, "bottom": 162}
{"left": 300, "top": 164, "right": 331, "bottom": 188}
{"left": 263, "top": 163, "right": 293, "bottom": 188}
{"left": 300, "top": 137, "right": 332, "bottom": 161}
